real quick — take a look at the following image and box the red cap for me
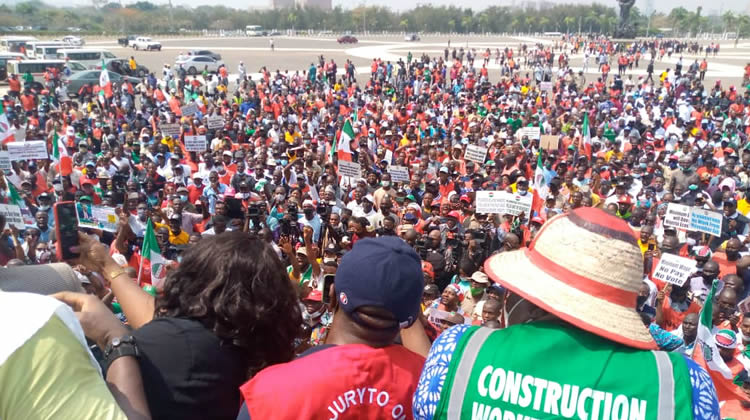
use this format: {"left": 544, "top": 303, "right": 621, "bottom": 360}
{"left": 617, "top": 195, "right": 632, "bottom": 204}
{"left": 447, "top": 210, "right": 462, "bottom": 219}
{"left": 303, "top": 289, "right": 323, "bottom": 302}
{"left": 531, "top": 216, "right": 545, "bottom": 225}
{"left": 459, "top": 194, "right": 471, "bottom": 203}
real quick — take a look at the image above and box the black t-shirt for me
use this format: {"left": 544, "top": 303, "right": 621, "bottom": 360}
{"left": 132, "top": 317, "right": 248, "bottom": 420}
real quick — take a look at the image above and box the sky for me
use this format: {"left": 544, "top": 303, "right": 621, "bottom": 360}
{"left": 59, "top": 0, "right": 750, "bottom": 14}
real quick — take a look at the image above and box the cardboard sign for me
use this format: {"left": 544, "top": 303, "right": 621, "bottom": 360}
{"left": 540, "top": 135, "right": 559, "bottom": 151}
{"left": 160, "top": 123, "right": 181, "bottom": 138}
{"left": 539, "top": 81, "right": 553, "bottom": 92}
{"left": 76, "top": 203, "right": 118, "bottom": 232}
{"left": 664, "top": 203, "right": 691, "bottom": 230}
{"left": 0, "top": 204, "right": 24, "bottom": 228}
{"left": 180, "top": 103, "right": 199, "bottom": 117}
{"left": 207, "top": 116, "right": 224, "bottom": 130}
{"left": 384, "top": 149, "right": 393, "bottom": 165}
{"left": 475, "top": 191, "right": 533, "bottom": 216}
{"left": 464, "top": 144, "right": 488, "bottom": 164}
{"left": 517, "top": 127, "right": 541, "bottom": 140}
{"left": 184, "top": 135, "right": 207, "bottom": 152}
{"left": 337, "top": 160, "right": 361, "bottom": 179}
{"left": 689, "top": 208, "right": 723, "bottom": 237}
{"left": 7, "top": 140, "right": 48, "bottom": 161}
{"left": 389, "top": 165, "right": 410, "bottom": 183}
{"left": 652, "top": 253, "right": 697, "bottom": 287}
{"left": 664, "top": 204, "right": 722, "bottom": 236}
{"left": 0, "top": 151, "right": 10, "bottom": 171}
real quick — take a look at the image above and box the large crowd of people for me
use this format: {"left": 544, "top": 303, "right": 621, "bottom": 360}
{"left": 1, "top": 33, "right": 750, "bottom": 419}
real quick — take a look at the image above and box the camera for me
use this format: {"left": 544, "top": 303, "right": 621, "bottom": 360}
{"left": 247, "top": 201, "right": 266, "bottom": 218}
{"left": 316, "top": 203, "right": 331, "bottom": 216}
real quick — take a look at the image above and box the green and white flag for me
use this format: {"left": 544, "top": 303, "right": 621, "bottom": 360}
{"left": 139, "top": 219, "right": 168, "bottom": 287}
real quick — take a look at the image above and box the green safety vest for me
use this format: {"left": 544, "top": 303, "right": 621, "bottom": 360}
{"left": 433, "top": 322, "right": 694, "bottom": 420}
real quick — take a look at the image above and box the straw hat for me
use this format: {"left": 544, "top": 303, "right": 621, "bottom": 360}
{"left": 484, "top": 207, "right": 656, "bottom": 350}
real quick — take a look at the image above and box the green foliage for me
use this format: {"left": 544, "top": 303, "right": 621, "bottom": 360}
{"left": 0, "top": 2, "right": 746, "bottom": 37}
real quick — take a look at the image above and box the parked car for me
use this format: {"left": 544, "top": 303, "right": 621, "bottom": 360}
{"left": 59, "top": 35, "right": 85, "bottom": 46}
{"left": 175, "top": 55, "right": 224, "bottom": 75}
{"left": 132, "top": 37, "right": 161, "bottom": 51}
{"left": 337, "top": 35, "right": 358, "bottom": 44}
{"left": 177, "top": 49, "right": 222, "bottom": 61}
{"left": 64, "top": 70, "right": 140, "bottom": 96}
{"left": 117, "top": 35, "right": 136, "bottom": 47}
{"left": 106, "top": 59, "right": 149, "bottom": 78}
{"left": 404, "top": 33, "right": 420, "bottom": 42}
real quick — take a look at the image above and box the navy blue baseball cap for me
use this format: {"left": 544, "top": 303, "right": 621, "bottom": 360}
{"left": 336, "top": 236, "right": 423, "bottom": 329}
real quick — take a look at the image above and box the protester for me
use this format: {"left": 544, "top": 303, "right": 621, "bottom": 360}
{"left": 1, "top": 32, "right": 749, "bottom": 419}
{"left": 413, "top": 208, "right": 720, "bottom": 419}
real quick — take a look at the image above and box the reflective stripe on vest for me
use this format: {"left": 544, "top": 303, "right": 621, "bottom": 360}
{"left": 433, "top": 322, "right": 694, "bottom": 420}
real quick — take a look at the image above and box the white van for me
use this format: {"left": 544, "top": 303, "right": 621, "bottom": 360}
{"left": 56, "top": 49, "right": 116, "bottom": 69}
{"left": 6, "top": 59, "right": 87, "bottom": 87}
{"left": 28, "top": 42, "right": 72, "bottom": 60}
{"left": 0, "top": 53, "right": 26, "bottom": 81}
{"left": 0, "top": 36, "right": 37, "bottom": 53}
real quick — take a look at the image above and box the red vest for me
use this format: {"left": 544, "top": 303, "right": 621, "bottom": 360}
{"left": 241, "top": 344, "right": 425, "bottom": 420}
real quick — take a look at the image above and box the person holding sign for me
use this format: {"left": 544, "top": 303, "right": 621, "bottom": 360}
{"left": 413, "top": 208, "right": 719, "bottom": 420}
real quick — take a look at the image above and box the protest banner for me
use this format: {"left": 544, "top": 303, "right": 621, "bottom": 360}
{"left": 207, "top": 116, "right": 225, "bottom": 130}
{"left": 180, "top": 103, "right": 199, "bottom": 117}
{"left": 0, "top": 204, "right": 24, "bottom": 228}
{"left": 651, "top": 253, "right": 697, "bottom": 287}
{"left": 160, "top": 123, "right": 181, "bottom": 138}
{"left": 664, "top": 204, "right": 722, "bottom": 236}
{"left": 689, "top": 208, "right": 723, "bottom": 237}
{"left": 76, "top": 203, "right": 118, "bottom": 232}
{"left": 337, "top": 160, "right": 361, "bottom": 179}
{"left": 427, "top": 308, "right": 472, "bottom": 326}
{"left": 539, "top": 81, "right": 553, "bottom": 92}
{"left": 503, "top": 192, "right": 534, "bottom": 216}
{"left": 663, "top": 203, "right": 691, "bottom": 230}
{"left": 0, "top": 151, "right": 11, "bottom": 171}
{"left": 540, "top": 135, "right": 559, "bottom": 151}
{"left": 7, "top": 140, "right": 48, "bottom": 161}
{"left": 184, "top": 135, "right": 207, "bottom": 152}
{"left": 389, "top": 165, "right": 410, "bottom": 183}
{"left": 464, "top": 144, "right": 488, "bottom": 163}
{"left": 517, "top": 127, "right": 541, "bottom": 140}
{"left": 20, "top": 207, "right": 34, "bottom": 227}
{"left": 475, "top": 191, "right": 506, "bottom": 214}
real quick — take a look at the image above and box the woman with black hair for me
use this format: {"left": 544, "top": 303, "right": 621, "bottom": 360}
{"left": 69, "top": 230, "right": 302, "bottom": 420}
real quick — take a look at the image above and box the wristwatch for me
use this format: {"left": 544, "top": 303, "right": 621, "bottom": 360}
{"left": 104, "top": 335, "right": 140, "bottom": 367}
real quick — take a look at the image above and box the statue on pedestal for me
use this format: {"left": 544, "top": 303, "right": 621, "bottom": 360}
{"left": 614, "top": 0, "right": 636, "bottom": 39}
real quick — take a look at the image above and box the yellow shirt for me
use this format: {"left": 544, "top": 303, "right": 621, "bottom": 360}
{"left": 738, "top": 197, "right": 750, "bottom": 217}
{"left": 155, "top": 222, "right": 190, "bottom": 245}
{"left": 0, "top": 314, "right": 126, "bottom": 420}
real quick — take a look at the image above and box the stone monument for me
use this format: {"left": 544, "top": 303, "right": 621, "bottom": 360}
{"left": 614, "top": 0, "right": 637, "bottom": 39}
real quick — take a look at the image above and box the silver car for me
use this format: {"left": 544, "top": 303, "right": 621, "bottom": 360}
{"left": 175, "top": 56, "right": 224, "bottom": 75}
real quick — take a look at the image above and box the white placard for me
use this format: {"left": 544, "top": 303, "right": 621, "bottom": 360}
{"left": 475, "top": 191, "right": 533, "bottom": 216}
{"left": 0, "top": 204, "right": 24, "bottom": 228}
{"left": 389, "top": 165, "right": 410, "bottom": 183}
{"left": 689, "top": 208, "right": 723, "bottom": 237}
{"left": 207, "top": 116, "right": 224, "bottom": 130}
{"left": 464, "top": 144, "right": 488, "bottom": 163}
{"left": 7, "top": 140, "right": 48, "bottom": 161}
{"left": 160, "top": 123, "right": 181, "bottom": 138}
{"left": 652, "top": 253, "right": 697, "bottom": 287}
{"left": 540, "top": 81, "right": 553, "bottom": 92}
{"left": 184, "top": 135, "right": 207, "bottom": 152}
{"left": 337, "top": 160, "right": 361, "bottom": 179}
{"left": 0, "top": 151, "right": 10, "bottom": 171}
{"left": 664, "top": 203, "right": 691, "bottom": 230}
{"left": 180, "top": 102, "right": 199, "bottom": 117}
{"left": 517, "top": 127, "right": 541, "bottom": 140}
{"left": 664, "top": 203, "right": 723, "bottom": 236}
{"left": 76, "top": 202, "right": 118, "bottom": 232}
{"left": 384, "top": 149, "right": 393, "bottom": 165}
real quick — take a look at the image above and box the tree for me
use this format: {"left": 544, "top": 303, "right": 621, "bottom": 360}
{"left": 15, "top": 2, "right": 37, "bottom": 16}
{"left": 131, "top": 1, "right": 157, "bottom": 11}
